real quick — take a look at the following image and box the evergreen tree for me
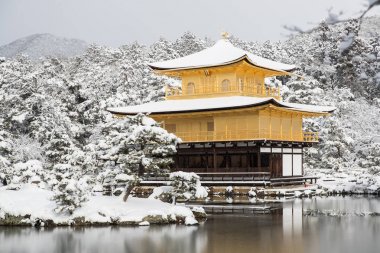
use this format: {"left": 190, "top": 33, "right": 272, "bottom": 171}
{"left": 118, "top": 114, "right": 179, "bottom": 201}
{"left": 52, "top": 164, "right": 89, "bottom": 214}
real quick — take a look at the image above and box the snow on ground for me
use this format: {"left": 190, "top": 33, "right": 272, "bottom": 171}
{"left": 0, "top": 184, "right": 198, "bottom": 226}
{"left": 307, "top": 169, "right": 380, "bottom": 194}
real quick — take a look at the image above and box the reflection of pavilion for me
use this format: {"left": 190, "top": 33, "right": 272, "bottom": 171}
{"left": 283, "top": 199, "right": 303, "bottom": 237}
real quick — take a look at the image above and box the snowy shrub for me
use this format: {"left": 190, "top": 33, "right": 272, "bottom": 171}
{"left": 148, "top": 185, "right": 174, "bottom": 202}
{"left": 10, "top": 160, "right": 46, "bottom": 185}
{"left": 169, "top": 171, "right": 208, "bottom": 204}
{"left": 225, "top": 186, "right": 234, "bottom": 196}
{"left": 248, "top": 187, "right": 257, "bottom": 198}
{"left": 12, "top": 135, "right": 44, "bottom": 163}
{"left": 52, "top": 164, "right": 89, "bottom": 214}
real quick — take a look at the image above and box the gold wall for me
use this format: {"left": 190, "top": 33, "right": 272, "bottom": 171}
{"left": 153, "top": 107, "right": 314, "bottom": 143}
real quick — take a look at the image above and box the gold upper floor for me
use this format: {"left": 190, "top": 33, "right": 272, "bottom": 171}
{"left": 158, "top": 61, "right": 287, "bottom": 101}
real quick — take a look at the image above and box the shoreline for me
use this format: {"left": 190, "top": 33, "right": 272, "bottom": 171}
{"left": 0, "top": 184, "right": 206, "bottom": 227}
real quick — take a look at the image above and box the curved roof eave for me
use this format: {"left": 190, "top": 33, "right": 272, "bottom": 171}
{"left": 149, "top": 55, "right": 297, "bottom": 73}
{"left": 107, "top": 97, "right": 335, "bottom": 116}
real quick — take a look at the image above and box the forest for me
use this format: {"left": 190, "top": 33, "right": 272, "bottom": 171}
{"left": 1, "top": 17, "right": 380, "bottom": 201}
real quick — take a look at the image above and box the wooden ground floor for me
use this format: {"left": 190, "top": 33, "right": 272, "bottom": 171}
{"left": 172, "top": 141, "right": 311, "bottom": 178}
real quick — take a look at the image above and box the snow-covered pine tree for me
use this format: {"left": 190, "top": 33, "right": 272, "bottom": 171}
{"left": 118, "top": 113, "right": 180, "bottom": 201}
{"left": 0, "top": 129, "right": 12, "bottom": 184}
{"left": 148, "top": 37, "right": 179, "bottom": 62}
{"left": 51, "top": 164, "right": 89, "bottom": 214}
{"left": 173, "top": 31, "right": 206, "bottom": 57}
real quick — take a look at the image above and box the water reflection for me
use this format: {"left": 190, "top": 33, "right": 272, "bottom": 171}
{"left": 0, "top": 225, "right": 206, "bottom": 253}
{"left": 1, "top": 197, "right": 380, "bottom": 253}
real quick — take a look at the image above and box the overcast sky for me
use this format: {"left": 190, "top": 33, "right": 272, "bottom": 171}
{"left": 1, "top": 0, "right": 379, "bottom": 47}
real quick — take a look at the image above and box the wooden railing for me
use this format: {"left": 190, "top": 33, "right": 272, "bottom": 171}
{"left": 165, "top": 84, "right": 281, "bottom": 100}
{"left": 172, "top": 130, "right": 318, "bottom": 143}
{"left": 303, "top": 132, "right": 319, "bottom": 142}
{"left": 143, "top": 172, "right": 271, "bottom": 182}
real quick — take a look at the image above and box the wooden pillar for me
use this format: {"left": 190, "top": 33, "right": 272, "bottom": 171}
{"left": 290, "top": 114, "right": 293, "bottom": 141}
{"left": 247, "top": 151, "right": 250, "bottom": 172}
{"left": 258, "top": 148, "right": 261, "bottom": 172}
{"left": 301, "top": 147, "right": 304, "bottom": 176}
{"left": 269, "top": 149, "right": 273, "bottom": 177}
{"left": 213, "top": 146, "right": 217, "bottom": 172}
{"left": 269, "top": 109, "right": 272, "bottom": 139}
{"left": 280, "top": 112, "right": 283, "bottom": 140}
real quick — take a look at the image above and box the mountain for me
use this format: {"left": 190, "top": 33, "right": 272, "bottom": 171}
{"left": 0, "top": 33, "right": 88, "bottom": 60}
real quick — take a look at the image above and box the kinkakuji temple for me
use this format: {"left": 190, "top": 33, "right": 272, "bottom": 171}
{"left": 109, "top": 35, "right": 335, "bottom": 180}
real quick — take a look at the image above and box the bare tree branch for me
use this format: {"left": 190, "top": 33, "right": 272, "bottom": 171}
{"left": 283, "top": 1, "right": 380, "bottom": 36}
{"left": 359, "top": 0, "right": 380, "bottom": 19}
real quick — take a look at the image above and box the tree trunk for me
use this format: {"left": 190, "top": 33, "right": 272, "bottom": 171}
{"left": 123, "top": 181, "right": 136, "bottom": 202}
{"left": 172, "top": 195, "right": 176, "bottom": 205}
{"left": 138, "top": 163, "right": 144, "bottom": 177}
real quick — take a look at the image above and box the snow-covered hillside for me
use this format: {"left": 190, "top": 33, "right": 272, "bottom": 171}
{"left": 0, "top": 17, "right": 380, "bottom": 198}
{"left": 0, "top": 33, "right": 88, "bottom": 60}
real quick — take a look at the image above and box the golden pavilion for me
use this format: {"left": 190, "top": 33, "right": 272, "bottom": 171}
{"left": 109, "top": 36, "right": 335, "bottom": 179}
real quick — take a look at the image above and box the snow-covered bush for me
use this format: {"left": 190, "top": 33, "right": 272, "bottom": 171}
{"left": 11, "top": 135, "right": 44, "bottom": 163}
{"left": 169, "top": 171, "right": 208, "bottom": 204}
{"left": 148, "top": 185, "right": 174, "bottom": 202}
{"left": 225, "top": 186, "right": 234, "bottom": 196}
{"left": 10, "top": 160, "right": 46, "bottom": 186}
{"left": 51, "top": 164, "right": 89, "bottom": 214}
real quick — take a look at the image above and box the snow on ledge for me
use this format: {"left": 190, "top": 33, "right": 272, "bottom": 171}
{"left": 108, "top": 96, "right": 336, "bottom": 115}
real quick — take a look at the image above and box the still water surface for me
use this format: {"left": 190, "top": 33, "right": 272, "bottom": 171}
{"left": 1, "top": 196, "right": 380, "bottom": 253}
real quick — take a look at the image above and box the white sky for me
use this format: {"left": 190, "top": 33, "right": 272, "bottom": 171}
{"left": 1, "top": 0, "right": 379, "bottom": 47}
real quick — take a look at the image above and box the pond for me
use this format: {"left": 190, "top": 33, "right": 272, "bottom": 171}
{"left": 1, "top": 196, "right": 380, "bottom": 253}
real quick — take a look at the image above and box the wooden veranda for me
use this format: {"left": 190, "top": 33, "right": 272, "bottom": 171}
{"left": 140, "top": 172, "right": 319, "bottom": 187}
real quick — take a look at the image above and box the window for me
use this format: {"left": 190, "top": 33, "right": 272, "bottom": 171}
{"left": 221, "top": 79, "right": 230, "bottom": 92}
{"left": 207, "top": 121, "right": 214, "bottom": 131}
{"left": 165, "top": 124, "right": 176, "bottom": 133}
{"left": 187, "top": 82, "right": 195, "bottom": 94}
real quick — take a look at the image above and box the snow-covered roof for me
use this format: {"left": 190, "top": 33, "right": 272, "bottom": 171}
{"left": 149, "top": 39, "right": 296, "bottom": 73}
{"left": 108, "top": 96, "right": 335, "bottom": 115}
